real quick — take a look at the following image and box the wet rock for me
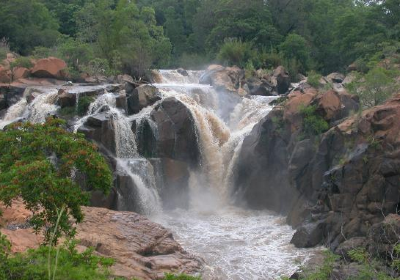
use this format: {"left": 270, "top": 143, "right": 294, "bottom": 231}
{"left": 177, "top": 68, "right": 188, "bottom": 76}
{"left": 291, "top": 221, "right": 326, "bottom": 248}
{"left": 57, "top": 88, "right": 76, "bottom": 108}
{"left": 31, "top": 57, "right": 68, "bottom": 80}
{"left": 0, "top": 94, "right": 6, "bottom": 110}
{"left": 272, "top": 66, "right": 291, "bottom": 94}
{"left": 78, "top": 112, "right": 116, "bottom": 155}
{"left": 200, "top": 65, "right": 244, "bottom": 94}
{"left": 151, "top": 97, "right": 200, "bottom": 166}
{"left": 150, "top": 70, "right": 163, "bottom": 83}
{"left": 115, "top": 91, "right": 127, "bottom": 112}
{"left": 127, "top": 85, "right": 161, "bottom": 115}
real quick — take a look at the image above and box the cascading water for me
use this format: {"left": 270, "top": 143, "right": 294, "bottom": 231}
{"left": 150, "top": 70, "right": 319, "bottom": 280}
{"left": 0, "top": 73, "right": 319, "bottom": 279}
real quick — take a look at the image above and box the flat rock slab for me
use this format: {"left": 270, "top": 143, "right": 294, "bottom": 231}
{"left": 0, "top": 204, "right": 203, "bottom": 280}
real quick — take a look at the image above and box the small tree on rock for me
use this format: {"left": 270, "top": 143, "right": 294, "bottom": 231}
{"left": 0, "top": 118, "right": 112, "bottom": 244}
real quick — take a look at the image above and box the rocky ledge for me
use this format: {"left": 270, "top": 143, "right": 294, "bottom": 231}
{"left": 0, "top": 202, "right": 203, "bottom": 280}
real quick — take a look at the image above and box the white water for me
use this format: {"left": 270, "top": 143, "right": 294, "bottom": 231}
{"left": 149, "top": 70, "right": 317, "bottom": 280}
{"left": 0, "top": 71, "right": 318, "bottom": 279}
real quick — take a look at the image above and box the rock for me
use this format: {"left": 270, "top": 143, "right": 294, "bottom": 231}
{"left": 0, "top": 94, "right": 6, "bottom": 110}
{"left": 177, "top": 68, "right": 188, "bottom": 76}
{"left": 151, "top": 97, "right": 200, "bottom": 166}
{"left": 347, "top": 63, "right": 358, "bottom": 72}
{"left": 330, "top": 263, "right": 363, "bottom": 280}
{"left": 115, "top": 91, "right": 127, "bottom": 112}
{"left": 314, "top": 90, "right": 342, "bottom": 121}
{"left": 199, "top": 65, "right": 244, "bottom": 94}
{"left": 116, "top": 74, "right": 134, "bottom": 84}
{"left": 57, "top": 89, "right": 76, "bottom": 108}
{"left": 127, "top": 85, "right": 161, "bottom": 115}
{"left": 326, "top": 73, "right": 345, "bottom": 84}
{"left": 78, "top": 112, "right": 116, "bottom": 155}
{"left": 31, "top": 57, "right": 67, "bottom": 79}
{"left": 0, "top": 65, "right": 11, "bottom": 83}
{"left": 12, "top": 67, "right": 30, "bottom": 80}
{"left": 335, "top": 237, "right": 367, "bottom": 259}
{"left": 150, "top": 70, "right": 163, "bottom": 83}
{"left": 0, "top": 203, "right": 203, "bottom": 279}
{"left": 367, "top": 214, "right": 400, "bottom": 258}
{"left": 272, "top": 66, "right": 291, "bottom": 94}
{"left": 291, "top": 221, "right": 326, "bottom": 248}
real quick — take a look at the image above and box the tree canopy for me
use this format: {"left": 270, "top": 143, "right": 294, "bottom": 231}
{"left": 0, "top": 0, "right": 398, "bottom": 76}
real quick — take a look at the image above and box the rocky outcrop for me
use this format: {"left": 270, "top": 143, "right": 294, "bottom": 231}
{"left": 200, "top": 65, "right": 245, "bottom": 94}
{"left": 127, "top": 85, "right": 161, "bottom": 115}
{"left": 31, "top": 57, "right": 67, "bottom": 80}
{"left": 150, "top": 97, "right": 200, "bottom": 167}
{"left": 12, "top": 67, "right": 30, "bottom": 80}
{"left": 0, "top": 203, "right": 203, "bottom": 280}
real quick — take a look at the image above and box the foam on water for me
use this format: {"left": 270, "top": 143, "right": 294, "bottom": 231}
{"left": 153, "top": 207, "right": 317, "bottom": 280}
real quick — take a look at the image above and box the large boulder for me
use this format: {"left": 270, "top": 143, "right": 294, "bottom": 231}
{"left": 12, "top": 67, "right": 30, "bottom": 80}
{"left": 31, "top": 57, "right": 67, "bottom": 80}
{"left": 200, "top": 65, "right": 244, "bottom": 94}
{"left": 0, "top": 65, "right": 11, "bottom": 83}
{"left": 0, "top": 203, "right": 203, "bottom": 280}
{"left": 271, "top": 66, "right": 291, "bottom": 95}
{"left": 127, "top": 85, "right": 161, "bottom": 115}
{"left": 151, "top": 97, "right": 200, "bottom": 166}
{"left": 57, "top": 89, "right": 76, "bottom": 108}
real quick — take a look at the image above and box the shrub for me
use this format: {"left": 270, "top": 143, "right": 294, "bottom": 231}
{"left": 162, "top": 273, "right": 201, "bottom": 280}
{"left": 217, "top": 38, "right": 255, "bottom": 68}
{"left": 347, "top": 67, "right": 399, "bottom": 108}
{"left": 0, "top": 38, "right": 10, "bottom": 60}
{"left": 307, "top": 71, "right": 323, "bottom": 88}
{"left": 0, "top": 236, "right": 114, "bottom": 280}
{"left": 10, "top": 57, "right": 34, "bottom": 69}
{"left": 82, "top": 58, "right": 113, "bottom": 77}
{"left": 0, "top": 118, "right": 112, "bottom": 244}
{"left": 279, "top": 34, "right": 311, "bottom": 74}
{"left": 256, "top": 49, "right": 283, "bottom": 69}
{"left": 77, "top": 96, "right": 94, "bottom": 116}
{"left": 300, "top": 105, "right": 329, "bottom": 138}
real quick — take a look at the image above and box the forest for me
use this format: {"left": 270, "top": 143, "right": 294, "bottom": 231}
{"left": 0, "top": 0, "right": 399, "bottom": 78}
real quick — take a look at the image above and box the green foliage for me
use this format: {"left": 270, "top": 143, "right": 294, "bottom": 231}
{"left": 300, "top": 105, "right": 329, "bottom": 138}
{"left": 0, "top": 0, "right": 60, "bottom": 55}
{"left": 10, "top": 57, "right": 33, "bottom": 69}
{"left": 0, "top": 238, "right": 114, "bottom": 280}
{"left": 279, "top": 34, "right": 311, "bottom": 74}
{"left": 0, "top": 118, "right": 112, "bottom": 244}
{"left": 307, "top": 71, "right": 323, "bottom": 88}
{"left": 162, "top": 273, "right": 201, "bottom": 280}
{"left": 77, "top": 96, "right": 95, "bottom": 116}
{"left": 0, "top": 38, "right": 10, "bottom": 60}
{"left": 217, "top": 39, "right": 255, "bottom": 68}
{"left": 348, "top": 67, "right": 399, "bottom": 108}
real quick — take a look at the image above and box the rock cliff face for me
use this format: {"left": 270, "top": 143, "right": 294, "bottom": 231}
{"left": 235, "top": 80, "right": 400, "bottom": 252}
{"left": 0, "top": 202, "right": 203, "bottom": 280}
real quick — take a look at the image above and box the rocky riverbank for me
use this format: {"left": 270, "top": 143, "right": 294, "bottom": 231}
{"left": 0, "top": 201, "right": 203, "bottom": 280}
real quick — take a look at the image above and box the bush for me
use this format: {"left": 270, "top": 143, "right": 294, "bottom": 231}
{"left": 162, "top": 273, "right": 201, "bottom": 280}
{"left": 82, "top": 58, "right": 114, "bottom": 77}
{"left": 347, "top": 67, "right": 399, "bottom": 108}
{"left": 279, "top": 34, "right": 311, "bottom": 74}
{"left": 300, "top": 105, "right": 329, "bottom": 138}
{"left": 0, "top": 235, "right": 114, "bottom": 280}
{"left": 217, "top": 38, "right": 255, "bottom": 68}
{"left": 10, "top": 57, "right": 34, "bottom": 69}
{"left": 0, "top": 38, "right": 10, "bottom": 61}
{"left": 0, "top": 118, "right": 112, "bottom": 244}
{"left": 77, "top": 96, "right": 94, "bottom": 116}
{"left": 256, "top": 49, "right": 283, "bottom": 69}
{"left": 307, "top": 71, "right": 323, "bottom": 88}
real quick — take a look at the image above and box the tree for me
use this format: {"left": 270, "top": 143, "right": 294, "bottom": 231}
{"left": 279, "top": 33, "right": 310, "bottom": 73}
{"left": 0, "top": 0, "right": 60, "bottom": 55}
{"left": 349, "top": 67, "right": 399, "bottom": 108}
{"left": 0, "top": 118, "right": 112, "bottom": 244}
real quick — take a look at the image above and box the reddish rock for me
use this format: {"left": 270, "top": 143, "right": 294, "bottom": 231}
{"left": 0, "top": 65, "right": 11, "bottom": 83}
{"left": 12, "top": 67, "right": 30, "bottom": 80}
{"left": 31, "top": 57, "right": 68, "bottom": 79}
{"left": 0, "top": 203, "right": 203, "bottom": 280}
{"left": 315, "top": 90, "right": 341, "bottom": 120}
{"left": 284, "top": 88, "right": 318, "bottom": 129}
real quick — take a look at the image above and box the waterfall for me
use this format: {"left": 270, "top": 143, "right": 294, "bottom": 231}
{"left": 155, "top": 70, "right": 276, "bottom": 206}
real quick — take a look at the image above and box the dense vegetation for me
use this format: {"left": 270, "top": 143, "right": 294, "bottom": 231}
{"left": 0, "top": 118, "right": 112, "bottom": 243}
{"left": 0, "top": 0, "right": 398, "bottom": 78}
